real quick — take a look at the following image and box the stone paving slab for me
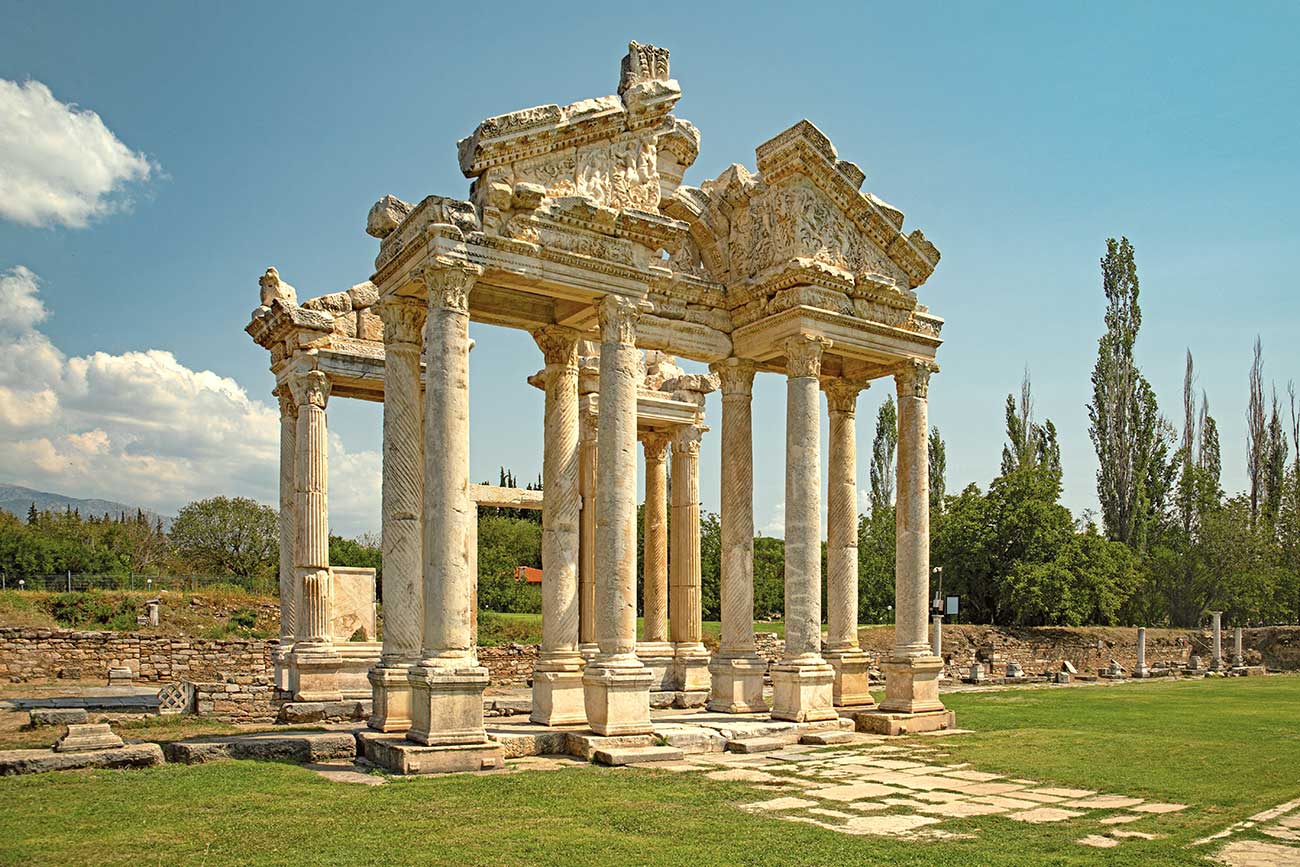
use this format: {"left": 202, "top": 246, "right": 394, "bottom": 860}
{"left": 810, "top": 782, "right": 907, "bottom": 802}
{"left": 162, "top": 731, "right": 356, "bottom": 765}
{"left": 1062, "top": 795, "right": 1146, "bottom": 810}
{"left": 0, "top": 743, "right": 163, "bottom": 776}
{"left": 1007, "top": 807, "right": 1084, "bottom": 824}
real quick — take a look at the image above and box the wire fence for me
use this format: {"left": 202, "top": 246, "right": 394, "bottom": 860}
{"left": 0, "top": 573, "right": 279, "bottom": 596}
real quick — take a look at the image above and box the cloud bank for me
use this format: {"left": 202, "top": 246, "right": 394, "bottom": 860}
{"left": 0, "top": 267, "right": 380, "bottom": 535}
{"left": 0, "top": 79, "right": 156, "bottom": 228}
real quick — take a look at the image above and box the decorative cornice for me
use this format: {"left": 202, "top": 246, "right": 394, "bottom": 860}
{"left": 824, "top": 379, "right": 867, "bottom": 414}
{"left": 376, "top": 298, "right": 426, "bottom": 346}
{"left": 532, "top": 325, "right": 581, "bottom": 369}
{"left": 597, "top": 295, "right": 643, "bottom": 346}
{"left": 895, "top": 358, "right": 938, "bottom": 400}
{"left": 288, "top": 370, "right": 331, "bottom": 410}
{"left": 782, "top": 334, "right": 832, "bottom": 379}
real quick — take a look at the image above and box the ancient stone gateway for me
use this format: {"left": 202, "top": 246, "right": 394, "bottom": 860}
{"left": 247, "top": 41, "right": 949, "bottom": 771}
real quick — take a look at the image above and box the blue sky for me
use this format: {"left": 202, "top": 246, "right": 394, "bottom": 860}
{"left": 0, "top": 1, "right": 1296, "bottom": 537}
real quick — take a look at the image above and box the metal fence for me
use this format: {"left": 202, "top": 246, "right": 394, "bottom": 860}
{"left": 0, "top": 573, "right": 278, "bottom": 596}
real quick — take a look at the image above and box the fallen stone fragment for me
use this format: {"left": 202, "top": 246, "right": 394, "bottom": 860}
{"left": 0, "top": 744, "right": 163, "bottom": 776}
{"left": 1007, "top": 807, "right": 1084, "bottom": 823}
{"left": 55, "top": 724, "right": 123, "bottom": 753}
{"left": 1077, "top": 835, "right": 1119, "bottom": 848}
{"left": 28, "top": 708, "right": 88, "bottom": 727}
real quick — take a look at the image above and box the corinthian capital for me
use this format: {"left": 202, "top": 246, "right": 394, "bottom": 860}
{"left": 895, "top": 359, "right": 938, "bottom": 399}
{"left": 824, "top": 379, "right": 868, "bottom": 415}
{"left": 532, "top": 325, "right": 581, "bottom": 369}
{"left": 709, "top": 357, "right": 757, "bottom": 398}
{"left": 783, "top": 334, "right": 832, "bottom": 379}
{"left": 671, "top": 423, "right": 705, "bottom": 457}
{"left": 377, "top": 297, "right": 427, "bottom": 346}
{"left": 597, "top": 294, "right": 642, "bottom": 347}
{"left": 273, "top": 384, "right": 298, "bottom": 419}
{"left": 287, "top": 369, "right": 331, "bottom": 409}
{"left": 422, "top": 261, "right": 480, "bottom": 313}
{"left": 639, "top": 431, "right": 671, "bottom": 462}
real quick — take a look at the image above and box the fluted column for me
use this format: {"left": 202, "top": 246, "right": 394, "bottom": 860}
{"left": 824, "top": 378, "right": 874, "bottom": 707}
{"left": 577, "top": 395, "right": 599, "bottom": 657}
{"left": 1135, "top": 627, "right": 1149, "bottom": 677}
{"left": 1209, "top": 611, "right": 1224, "bottom": 671}
{"left": 368, "top": 297, "right": 426, "bottom": 732}
{"left": 530, "top": 325, "right": 586, "bottom": 725}
{"left": 637, "top": 432, "right": 674, "bottom": 688}
{"left": 707, "top": 358, "right": 767, "bottom": 713}
{"left": 771, "top": 334, "right": 836, "bottom": 722}
{"left": 407, "top": 262, "right": 490, "bottom": 747}
{"left": 879, "top": 359, "right": 945, "bottom": 714}
{"left": 273, "top": 385, "right": 297, "bottom": 692}
{"left": 670, "top": 424, "right": 710, "bottom": 691}
{"left": 288, "top": 368, "right": 341, "bottom": 702}
{"left": 582, "top": 295, "right": 653, "bottom": 736}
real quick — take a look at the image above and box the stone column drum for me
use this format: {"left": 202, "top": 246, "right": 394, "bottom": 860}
{"left": 289, "top": 369, "right": 342, "bottom": 702}
{"left": 636, "top": 432, "right": 674, "bottom": 688}
{"left": 707, "top": 359, "right": 767, "bottom": 713}
{"left": 369, "top": 298, "right": 427, "bottom": 732}
{"left": 582, "top": 295, "right": 654, "bottom": 735}
{"left": 670, "top": 424, "right": 710, "bottom": 692}
{"left": 530, "top": 326, "right": 586, "bottom": 726}
{"left": 1233, "top": 626, "right": 1244, "bottom": 668}
{"left": 771, "top": 334, "right": 836, "bottom": 722}
{"left": 823, "top": 379, "right": 874, "bottom": 708}
{"left": 273, "top": 385, "right": 298, "bottom": 693}
{"left": 1209, "top": 611, "right": 1224, "bottom": 671}
{"left": 406, "top": 263, "right": 491, "bottom": 748}
{"left": 931, "top": 615, "right": 943, "bottom": 659}
{"left": 577, "top": 391, "right": 600, "bottom": 659}
{"left": 879, "top": 360, "right": 945, "bottom": 714}
{"left": 1135, "top": 627, "right": 1149, "bottom": 677}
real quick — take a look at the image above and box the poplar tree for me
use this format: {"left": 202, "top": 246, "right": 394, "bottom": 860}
{"left": 928, "top": 426, "right": 947, "bottom": 516}
{"left": 869, "top": 396, "right": 897, "bottom": 516}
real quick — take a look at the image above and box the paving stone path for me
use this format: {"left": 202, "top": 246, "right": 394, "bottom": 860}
{"left": 1192, "top": 797, "right": 1300, "bottom": 866}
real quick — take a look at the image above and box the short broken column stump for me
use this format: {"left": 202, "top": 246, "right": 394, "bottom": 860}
{"left": 357, "top": 731, "right": 505, "bottom": 775}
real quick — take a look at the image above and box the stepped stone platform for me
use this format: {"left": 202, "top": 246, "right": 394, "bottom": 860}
{"left": 163, "top": 731, "right": 357, "bottom": 764}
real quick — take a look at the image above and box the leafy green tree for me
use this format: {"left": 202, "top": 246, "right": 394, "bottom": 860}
{"left": 169, "top": 497, "right": 277, "bottom": 578}
{"left": 752, "top": 536, "right": 785, "bottom": 620}
{"left": 475, "top": 514, "right": 542, "bottom": 613}
{"left": 329, "top": 534, "right": 382, "bottom": 578}
{"left": 856, "top": 509, "right": 896, "bottom": 624}
{"left": 869, "top": 396, "right": 897, "bottom": 516}
{"left": 928, "top": 427, "right": 946, "bottom": 517}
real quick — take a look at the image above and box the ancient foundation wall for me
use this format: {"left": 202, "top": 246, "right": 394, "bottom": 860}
{"left": 0, "top": 628, "right": 274, "bottom": 684}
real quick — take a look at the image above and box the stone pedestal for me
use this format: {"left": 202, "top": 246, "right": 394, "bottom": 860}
{"left": 360, "top": 731, "right": 505, "bottom": 775}
{"left": 824, "top": 649, "right": 874, "bottom": 708}
{"left": 367, "top": 664, "right": 414, "bottom": 733}
{"left": 879, "top": 656, "right": 944, "bottom": 714}
{"left": 582, "top": 662, "right": 655, "bottom": 736}
{"left": 636, "top": 641, "right": 677, "bottom": 691}
{"left": 407, "top": 664, "right": 491, "bottom": 746}
{"left": 272, "top": 642, "right": 294, "bottom": 693}
{"left": 770, "top": 662, "right": 837, "bottom": 723}
{"left": 706, "top": 655, "right": 767, "bottom": 713}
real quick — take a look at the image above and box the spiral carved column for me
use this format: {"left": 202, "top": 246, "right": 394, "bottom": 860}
{"left": 577, "top": 396, "right": 599, "bottom": 657}
{"left": 273, "top": 386, "right": 297, "bottom": 692}
{"left": 771, "top": 334, "right": 836, "bottom": 722}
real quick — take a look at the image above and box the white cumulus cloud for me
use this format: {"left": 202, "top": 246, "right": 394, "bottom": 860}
{"left": 0, "top": 79, "right": 156, "bottom": 228}
{"left": 0, "top": 266, "right": 380, "bottom": 535}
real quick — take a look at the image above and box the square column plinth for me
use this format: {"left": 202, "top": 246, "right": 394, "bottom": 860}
{"left": 406, "top": 664, "right": 490, "bottom": 746}
{"left": 368, "top": 664, "right": 414, "bottom": 733}
{"left": 672, "top": 645, "right": 712, "bottom": 692}
{"left": 878, "top": 656, "right": 945, "bottom": 714}
{"left": 707, "top": 656, "right": 767, "bottom": 714}
{"left": 530, "top": 666, "right": 587, "bottom": 727}
{"left": 582, "top": 662, "right": 654, "bottom": 736}
{"left": 293, "top": 648, "right": 343, "bottom": 702}
{"left": 825, "top": 649, "right": 875, "bottom": 709}
{"left": 770, "top": 661, "right": 837, "bottom": 722}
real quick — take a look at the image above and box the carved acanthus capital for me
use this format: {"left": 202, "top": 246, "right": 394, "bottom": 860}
{"left": 532, "top": 325, "right": 581, "bottom": 369}
{"left": 273, "top": 384, "right": 298, "bottom": 420}
{"left": 639, "top": 431, "right": 671, "bottom": 463}
{"left": 824, "top": 379, "right": 868, "bottom": 415}
{"left": 376, "top": 297, "right": 427, "bottom": 346}
{"left": 422, "top": 262, "right": 480, "bottom": 313}
{"left": 895, "top": 359, "right": 938, "bottom": 400}
{"left": 671, "top": 423, "right": 705, "bottom": 457}
{"left": 782, "top": 334, "right": 832, "bottom": 379}
{"left": 710, "top": 357, "right": 757, "bottom": 398}
{"left": 579, "top": 400, "right": 599, "bottom": 441}
{"left": 287, "top": 369, "right": 331, "bottom": 410}
{"left": 597, "top": 295, "right": 642, "bottom": 347}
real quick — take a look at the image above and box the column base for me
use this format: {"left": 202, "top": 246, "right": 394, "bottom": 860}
{"left": 359, "top": 731, "right": 505, "bottom": 775}
{"left": 878, "top": 655, "right": 945, "bottom": 714}
{"left": 1132, "top": 665, "right": 1151, "bottom": 679}
{"left": 368, "top": 663, "right": 414, "bottom": 733}
{"left": 579, "top": 643, "right": 599, "bottom": 663}
{"left": 272, "top": 642, "right": 294, "bottom": 692}
{"left": 293, "top": 645, "right": 343, "bottom": 702}
{"left": 769, "top": 660, "right": 836, "bottom": 722}
{"left": 825, "top": 648, "right": 876, "bottom": 708}
{"left": 582, "top": 658, "right": 654, "bottom": 736}
{"left": 530, "top": 662, "right": 587, "bottom": 727}
{"left": 406, "top": 662, "right": 490, "bottom": 747}
{"left": 635, "top": 641, "right": 676, "bottom": 691}
{"left": 672, "top": 643, "right": 712, "bottom": 692}
{"left": 707, "top": 654, "right": 768, "bottom": 713}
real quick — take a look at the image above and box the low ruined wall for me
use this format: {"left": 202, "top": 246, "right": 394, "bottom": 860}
{"left": 191, "top": 675, "right": 278, "bottom": 723}
{"left": 479, "top": 644, "right": 539, "bottom": 686}
{"left": 0, "top": 627, "right": 274, "bottom": 684}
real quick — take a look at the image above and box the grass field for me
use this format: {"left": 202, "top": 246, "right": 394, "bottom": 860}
{"left": 1, "top": 677, "right": 1296, "bottom": 866}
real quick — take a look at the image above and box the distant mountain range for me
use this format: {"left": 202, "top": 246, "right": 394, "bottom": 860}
{"left": 0, "top": 483, "right": 172, "bottom": 528}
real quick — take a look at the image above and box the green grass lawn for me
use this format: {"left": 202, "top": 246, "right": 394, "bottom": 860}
{"left": 1, "top": 677, "right": 1296, "bottom": 866}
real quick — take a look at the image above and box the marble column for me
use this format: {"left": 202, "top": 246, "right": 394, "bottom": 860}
{"left": 368, "top": 298, "right": 426, "bottom": 732}
{"left": 1233, "top": 626, "right": 1244, "bottom": 668}
{"left": 931, "top": 615, "right": 943, "bottom": 659}
{"left": 1135, "top": 627, "right": 1149, "bottom": 677}
{"left": 771, "top": 334, "right": 836, "bottom": 722}
{"left": 879, "top": 359, "right": 945, "bottom": 714}
{"left": 577, "top": 394, "right": 599, "bottom": 659}
{"left": 582, "top": 295, "right": 654, "bottom": 735}
{"left": 530, "top": 326, "right": 586, "bottom": 726}
{"left": 670, "top": 424, "right": 710, "bottom": 692}
{"left": 273, "top": 385, "right": 298, "bottom": 693}
{"left": 637, "top": 432, "right": 674, "bottom": 688}
{"left": 707, "top": 359, "right": 767, "bottom": 713}
{"left": 407, "top": 263, "right": 490, "bottom": 747}
{"left": 824, "top": 379, "right": 874, "bottom": 708}
{"left": 288, "top": 369, "right": 341, "bottom": 702}
{"left": 1209, "top": 611, "right": 1224, "bottom": 671}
